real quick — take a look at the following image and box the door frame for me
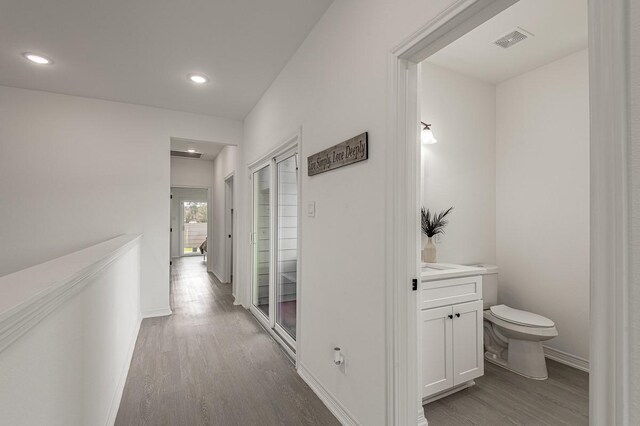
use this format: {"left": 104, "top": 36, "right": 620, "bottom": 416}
{"left": 247, "top": 128, "right": 302, "bottom": 362}
{"left": 171, "top": 185, "right": 212, "bottom": 271}
{"left": 386, "top": 0, "right": 631, "bottom": 424}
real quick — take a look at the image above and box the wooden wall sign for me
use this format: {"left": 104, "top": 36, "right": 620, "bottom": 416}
{"left": 307, "top": 132, "right": 368, "bottom": 176}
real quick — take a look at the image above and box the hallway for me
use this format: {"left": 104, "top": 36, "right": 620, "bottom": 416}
{"left": 116, "top": 257, "right": 339, "bottom": 425}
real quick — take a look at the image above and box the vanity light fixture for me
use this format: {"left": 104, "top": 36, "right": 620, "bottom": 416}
{"left": 187, "top": 73, "right": 209, "bottom": 84}
{"left": 421, "top": 122, "right": 438, "bottom": 145}
{"left": 186, "top": 149, "right": 197, "bottom": 153}
{"left": 22, "top": 52, "right": 53, "bottom": 65}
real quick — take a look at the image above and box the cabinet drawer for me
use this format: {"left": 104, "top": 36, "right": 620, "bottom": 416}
{"left": 420, "top": 275, "right": 482, "bottom": 309}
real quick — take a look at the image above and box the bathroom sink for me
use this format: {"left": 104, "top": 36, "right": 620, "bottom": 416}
{"left": 421, "top": 262, "right": 485, "bottom": 281}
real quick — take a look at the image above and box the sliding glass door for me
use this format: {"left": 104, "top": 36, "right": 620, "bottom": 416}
{"left": 250, "top": 148, "right": 299, "bottom": 351}
{"left": 275, "top": 153, "right": 298, "bottom": 340}
{"left": 252, "top": 165, "right": 271, "bottom": 319}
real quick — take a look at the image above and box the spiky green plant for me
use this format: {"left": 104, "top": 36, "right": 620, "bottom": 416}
{"left": 421, "top": 207, "right": 454, "bottom": 237}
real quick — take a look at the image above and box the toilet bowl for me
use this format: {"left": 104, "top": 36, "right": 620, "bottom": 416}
{"left": 483, "top": 304, "right": 558, "bottom": 379}
{"left": 471, "top": 264, "right": 559, "bottom": 380}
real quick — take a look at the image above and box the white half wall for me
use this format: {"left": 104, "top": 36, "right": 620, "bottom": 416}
{"left": 211, "top": 146, "right": 237, "bottom": 282}
{"left": 421, "top": 62, "right": 496, "bottom": 265}
{"left": 496, "top": 49, "right": 590, "bottom": 361}
{"left": 239, "top": 0, "right": 469, "bottom": 423}
{"left": 0, "top": 237, "right": 141, "bottom": 425}
{"left": 0, "top": 86, "right": 242, "bottom": 316}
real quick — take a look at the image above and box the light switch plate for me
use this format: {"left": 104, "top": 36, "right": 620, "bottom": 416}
{"left": 307, "top": 202, "right": 316, "bottom": 217}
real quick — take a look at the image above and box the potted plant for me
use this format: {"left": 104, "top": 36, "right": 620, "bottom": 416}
{"left": 421, "top": 207, "right": 453, "bottom": 263}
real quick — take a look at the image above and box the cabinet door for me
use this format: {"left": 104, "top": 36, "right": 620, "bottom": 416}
{"left": 452, "top": 300, "right": 484, "bottom": 385}
{"left": 421, "top": 305, "right": 453, "bottom": 398}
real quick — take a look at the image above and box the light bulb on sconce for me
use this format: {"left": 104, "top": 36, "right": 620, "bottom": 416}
{"left": 421, "top": 122, "right": 438, "bottom": 145}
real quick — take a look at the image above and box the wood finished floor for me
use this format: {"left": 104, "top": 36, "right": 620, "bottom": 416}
{"left": 424, "top": 358, "right": 589, "bottom": 426}
{"left": 115, "top": 256, "right": 339, "bottom": 426}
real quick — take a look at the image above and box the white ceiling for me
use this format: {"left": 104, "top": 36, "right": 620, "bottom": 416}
{"left": 0, "top": 0, "right": 333, "bottom": 120}
{"left": 170, "top": 138, "right": 227, "bottom": 161}
{"left": 427, "top": 0, "right": 587, "bottom": 84}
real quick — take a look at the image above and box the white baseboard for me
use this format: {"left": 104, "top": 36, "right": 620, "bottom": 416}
{"left": 211, "top": 269, "right": 227, "bottom": 284}
{"left": 106, "top": 315, "right": 142, "bottom": 425}
{"left": 543, "top": 345, "right": 589, "bottom": 372}
{"left": 141, "top": 307, "right": 172, "bottom": 318}
{"left": 297, "top": 363, "right": 360, "bottom": 426}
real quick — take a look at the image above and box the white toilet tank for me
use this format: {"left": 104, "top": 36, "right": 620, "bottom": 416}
{"left": 472, "top": 264, "right": 498, "bottom": 309}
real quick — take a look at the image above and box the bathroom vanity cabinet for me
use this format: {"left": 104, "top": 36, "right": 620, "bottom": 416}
{"left": 420, "top": 265, "right": 484, "bottom": 402}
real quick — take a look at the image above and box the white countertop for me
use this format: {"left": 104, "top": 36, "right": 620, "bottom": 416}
{"left": 421, "top": 263, "right": 486, "bottom": 281}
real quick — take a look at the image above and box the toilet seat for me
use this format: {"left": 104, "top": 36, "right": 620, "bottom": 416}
{"left": 490, "top": 304, "right": 555, "bottom": 328}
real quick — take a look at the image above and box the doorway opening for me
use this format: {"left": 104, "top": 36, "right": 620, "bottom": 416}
{"left": 171, "top": 187, "right": 209, "bottom": 262}
{"left": 387, "top": 0, "right": 628, "bottom": 424}
{"left": 417, "top": 0, "right": 589, "bottom": 423}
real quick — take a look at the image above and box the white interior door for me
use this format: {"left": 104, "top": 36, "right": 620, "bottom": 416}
{"left": 225, "top": 176, "right": 234, "bottom": 284}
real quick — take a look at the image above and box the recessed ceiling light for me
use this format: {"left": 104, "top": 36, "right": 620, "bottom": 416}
{"left": 187, "top": 73, "right": 209, "bottom": 84}
{"left": 22, "top": 52, "right": 53, "bottom": 65}
{"left": 187, "top": 149, "right": 197, "bottom": 153}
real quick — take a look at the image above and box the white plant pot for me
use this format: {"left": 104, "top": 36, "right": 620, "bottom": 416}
{"left": 422, "top": 236, "right": 437, "bottom": 263}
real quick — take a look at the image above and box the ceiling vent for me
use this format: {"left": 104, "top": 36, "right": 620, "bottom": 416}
{"left": 171, "top": 150, "right": 202, "bottom": 158}
{"left": 493, "top": 27, "right": 533, "bottom": 49}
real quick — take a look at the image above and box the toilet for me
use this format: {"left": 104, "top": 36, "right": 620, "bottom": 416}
{"left": 476, "top": 264, "right": 558, "bottom": 380}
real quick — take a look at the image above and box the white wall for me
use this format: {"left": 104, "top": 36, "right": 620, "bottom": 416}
{"left": 630, "top": 0, "right": 640, "bottom": 420}
{"left": 170, "top": 187, "right": 208, "bottom": 258}
{"left": 211, "top": 146, "right": 237, "bottom": 282}
{"left": 170, "top": 156, "right": 215, "bottom": 188}
{"left": 0, "top": 86, "right": 242, "bottom": 316}
{"left": 496, "top": 49, "right": 590, "bottom": 360}
{"left": 0, "top": 241, "right": 141, "bottom": 425}
{"left": 421, "top": 62, "right": 496, "bottom": 264}
{"left": 239, "top": 0, "right": 464, "bottom": 423}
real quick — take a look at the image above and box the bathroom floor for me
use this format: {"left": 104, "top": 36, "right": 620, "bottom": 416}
{"left": 424, "top": 359, "right": 588, "bottom": 425}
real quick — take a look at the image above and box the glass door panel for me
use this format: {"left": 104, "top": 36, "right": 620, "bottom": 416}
{"left": 252, "top": 165, "right": 271, "bottom": 318}
{"left": 182, "top": 201, "right": 207, "bottom": 256}
{"left": 275, "top": 154, "right": 298, "bottom": 340}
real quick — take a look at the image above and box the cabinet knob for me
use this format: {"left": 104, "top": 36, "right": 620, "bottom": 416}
{"left": 455, "top": 313, "right": 461, "bottom": 318}
{"left": 448, "top": 314, "right": 453, "bottom": 319}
